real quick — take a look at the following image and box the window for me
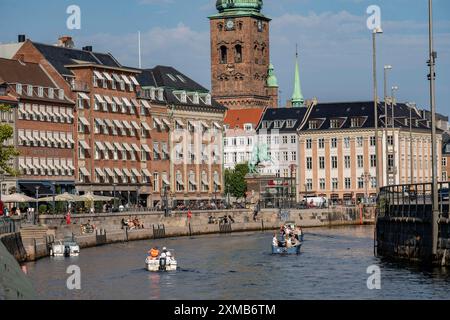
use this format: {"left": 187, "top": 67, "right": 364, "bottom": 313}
{"left": 331, "top": 119, "right": 341, "bottom": 129}
{"left": 286, "top": 120, "right": 296, "bottom": 128}
{"left": 234, "top": 45, "right": 242, "bottom": 63}
{"left": 27, "top": 85, "right": 33, "bottom": 96}
{"left": 274, "top": 136, "right": 279, "bottom": 145}
{"left": 357, "top": 155, "right": 364, "bottom": 168}
{"left": 38, "top": 87, "right": 44, "bottom": 97}
{"left": 306, "top": 139, "right": 312, "bottom": 149}
{"left": 309, "top": 120, "right": 318, "bottom": 129}
{"left": 358, "top": 177, "right": 364, "bottom": 189}
{"left": 291, "top": 152, "right": 297, "bottom": 161}
{"left": 319, "top": 157, "right": 325, "bottom": 169}
{"left": 220, "top": 46, "right": 228, "bottom": 64}
{"left": 344, "top": 137, "right": 350, "bottom": 149}
{"left": 318, "top": 138, "right": 325, "bottom": 149}
{"left": 371, "top": 155, "right": 377, "bottom": 168}
{"left": 331, "top": 156, "right": 338, "bottom": 169}
{"left": 153, "top": 173, "right": 160, "bottom": 193}
{"left": 387, "top": 135, "right": 394, "bottom": 146}
{"left": 344, "top": 156, "right": 351, "bottom": 169}
{"left": 16, "top": 83, "right": 22, "bottom": 95}
{"left": 189, "top": 171, "right": 197, "bottom": 192}
{"left": 356, "top": 137, "right": 363, "bottom": 147}
{"left": 370, "top": 136, "right": 376, "bottom": 146}
{"left": 442, "top": 157, "right": 447, "bottom": 167}
{"left": 388, "top": 155, "right": 394, "bottom": 171}
{"left": 306, "top": 179, "right": 313, "bottom": 191}
{"left": 291, "top": 135, "right": 297, "bottom": 144}
{"left": 283, "top": 152, "right": 289, "bottom": 161}
{"left": 282, "top": 136, "right": 288, "bottom": 144}
{"left": 331, "top": 138, "right": 337, "bottom": 149}
{"left": 306, "top": 157, "right": 312, "bottom": 170}
{"left": 345, "top": 178, "right": 351, "bottom": 189}
{"left": 244, "top": 124, "right": 252, "bottom": 131}
{"left": 319, "top": 179, "right": 326, "bottom": 190}
{"left": 332, "top": 178, "right": 339, "bottom": 190}
{"left": 371, "top": 177, "right": 377, "bottom": 188}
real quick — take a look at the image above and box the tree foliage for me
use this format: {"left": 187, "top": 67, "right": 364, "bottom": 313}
{"left": 225, "top": 163, "right": 249, "bottom": 199}
{"left": 0, "top": 124, "right": 19, "bottom": 176}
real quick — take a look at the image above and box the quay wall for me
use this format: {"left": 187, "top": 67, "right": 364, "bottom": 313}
{"left": 0, "top": 234, "right": 37, "bottom": 299}
{"left": 18, "top": 207, "right": 370, "bottom": 262}
{"left": 376, "top": 206, "right": 450, "bottom": 266}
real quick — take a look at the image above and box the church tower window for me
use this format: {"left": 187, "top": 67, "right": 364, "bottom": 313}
{"left": 220, "top": 46, "right": 228, "bottom": 64}
{"left": 235, "top": 45, "right": 242, "bottom": 63}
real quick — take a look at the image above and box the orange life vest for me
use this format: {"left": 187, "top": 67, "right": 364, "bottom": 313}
{"left": 149, "top": 249, "right": 159, "bottom": 258}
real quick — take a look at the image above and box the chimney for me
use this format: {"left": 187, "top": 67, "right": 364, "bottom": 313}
{"left": 82, "top": 46, "right": 93, "bottom": 52}
{"left": 56, "top": 36, "right": 75, "bottom": 49}
{"left": 18, "top": 34, "right": 26, "bottom": 43}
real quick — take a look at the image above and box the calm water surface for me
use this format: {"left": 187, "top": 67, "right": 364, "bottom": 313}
{"left": 25, "top": 226, "right": 450, "bottom": 300}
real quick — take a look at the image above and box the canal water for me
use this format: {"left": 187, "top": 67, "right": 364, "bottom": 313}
{"left": 25, "top": 226, "right": 450, "bottom": 300}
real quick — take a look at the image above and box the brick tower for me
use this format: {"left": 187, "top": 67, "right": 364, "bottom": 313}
{"left": 210, "top": 0, "right": 277, "bottom": 110}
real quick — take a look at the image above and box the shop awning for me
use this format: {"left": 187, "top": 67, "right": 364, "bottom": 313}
{"left": 94, "top": 94, "right": 105, "bottom": 103}
{"left": 104, "top": 141, "right": 114, "bottom": 151}
{"left": 113, "top": 97, "right": 123, "bottom": 105}
{"left": 103, "top": 72, "right": 113, "bottom": 81}
{"left": 123, "top": 121, "right": 133, "bottom": 130}
{"left": 131, "top": 168, "right": 141, "bottom": 177}
{"left": 131, "top": 121, "right": 140, "bottom": 130}
{"left": 130, "top": 76, "right": 140, "bottom": 86}
{"left": 95, "top": 168, "right": 105, "bottom": 177}
{"left": 141, "top": 144, "right": 151, "bottom": 153}
{"left": 95, "top": 141, "right": 106, "bottom": 151}
{"left": 131, "top": 144, "right": 140, "bottom": 152}
{"left": 114, "top": 142, "right": 124, "bottom": 151}
{"left": 104, "top": 168, "right": 114, "bottom": 177}
{"left": 113, "top": 120, "right": 123, "bottom": 129}
{"left": 141, "top": 100, "right": 151, "bottom": 109}
{"left": 79, "top": 167, "right": 91, "bottom": 176}
{"left": 122, "top": 97, "right": 132, "bottom": 107}
{"left": 114, "top": 168, "right": 123, "bottom": 176}
{"left": 142, "top": 169, "right": 152, "bottom": 177}
{"left": 94, "top": 71, "right": 105, "bottom": 80}
{"left": 141, "top": 122, "right": 151, "bottom": 131}
{"left": 78, "top": 93, "right": 90, "bottom": 100}
{"left": 79, "top": 117, "right": 90, "bottom": 126}
{"left": 122, "top": 168, "right": 132, "bottom": 177}
{"left": 104, "top": 96, "right": 113, "bottom": 104}
{"left": 122, "top": 143, "right": 133, "bottom": 152}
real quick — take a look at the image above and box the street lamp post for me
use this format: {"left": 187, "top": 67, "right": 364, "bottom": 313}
{"left": 410, "top": 107, "right": 414, "bottom": 184}
{"left": 384, "top": 65, "right": 392, "bottom": 186}
{"left": 428, "top": 0, "right": 439, "bottom": 257}
{"left": 112, "top": 183, "right": 117, "bottom": 212}
{"left": 35, "top": 186, "right": 40, "bottom": 225}
{"left": 373, "top": 27, "right": 383, "bottom": 193}
{"left": 52, "top": 181, "right": 56, "bottom": 214}
{"left": 391, "top": 85, "right": 399, "bottom": 185}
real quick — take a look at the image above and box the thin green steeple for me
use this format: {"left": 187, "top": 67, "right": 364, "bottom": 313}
{"left": 266, "top": 63, "right": 278, "bottom": 88}
{"left": 291, "top": 46, "right": 304, "bottom": 108}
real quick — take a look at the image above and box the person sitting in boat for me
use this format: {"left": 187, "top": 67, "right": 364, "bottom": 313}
{"left": 285, "top": 235, "right": 293, "bottom": 248}
{"left": 161, "top": 247, "right": 173, "bottom": 263}
{"left": 148, "top": 247, "right": 160, "bottom": 260}
{"left": 290, "top": 234, "right": 300, "bottom": 247}
{"left": 272, "top": 233, "right": 279, "bottom": 247}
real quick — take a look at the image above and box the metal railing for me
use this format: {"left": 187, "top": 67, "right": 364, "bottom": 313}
{"left": 0, "top": 217, "right": 18, "bottom": 235}
{"left": 378, "top": 182, "right": 450, "bottom": 220}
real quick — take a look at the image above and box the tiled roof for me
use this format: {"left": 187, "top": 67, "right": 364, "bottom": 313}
{"left": 299, "top": 101, "right": 432, "bottom": 131}
{"left": 257, "top": 107, "right": 308, "bottom": 132}
{"left": 32, "top": 42, "right": 121, "bottom": 76}
{"left": 224, "top": 108, "right": 264, "bottom": 129}
{"left": 137, "top": 66, "right": 226, "bottom": 111}
{"left": 0, "top": 58, "right": 55, "bottom": 87}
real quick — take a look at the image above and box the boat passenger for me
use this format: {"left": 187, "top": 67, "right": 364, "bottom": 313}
{"left": 291, "top": 235, "right": 300, "bottom": 247}
{"left": 285, "top": 236, "right": 292, "bottom": 248}
{"left": 149, "top": 247, "right": 160, "bottom": 260}
{"left": 272, "top": 233, "right": 279, "bottom": 247}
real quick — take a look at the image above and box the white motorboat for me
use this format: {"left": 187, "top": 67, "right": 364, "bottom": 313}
{"left": 50, "top": 240, "right": 80, "bottom": 257}
{"left": 145, "top": 256, "right": 177, "bottom": 272}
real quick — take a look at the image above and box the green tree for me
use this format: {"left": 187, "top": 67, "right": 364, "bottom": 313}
{"left": 0, "top": 122, "right": 19, "bottom": 176}
{"left": 225, "top": 163, "right": 249, "bottom": 199}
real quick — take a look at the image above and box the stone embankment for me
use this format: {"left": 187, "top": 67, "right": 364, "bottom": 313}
{"left": 16, "top": 207, "right": 372, "bottom": 262}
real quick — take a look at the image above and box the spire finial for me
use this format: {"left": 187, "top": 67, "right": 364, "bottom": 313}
{"left": 291, "top": 45, "right": 304, "bottom": 108}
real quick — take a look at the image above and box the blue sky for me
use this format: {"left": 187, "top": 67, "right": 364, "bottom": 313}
{"left": 0, "top": 0, "right": 449, "bottom": 114}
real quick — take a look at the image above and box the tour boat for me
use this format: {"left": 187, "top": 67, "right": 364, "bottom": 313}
{"left": 272, "top": 243, "right": 302, "bottom": 255}
{"left": 50, "top": 240, "right": 80, "bottom": 257}
{"left": 145, "top": 255, "right": 178, "bottom": 272}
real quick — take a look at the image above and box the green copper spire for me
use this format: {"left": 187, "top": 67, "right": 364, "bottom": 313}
{"left": 291, "top": 46, "right": 304, "bottom": 108}
{"left": 266, "top": 63, "right": 278, "bottom": 88}
{"left": 216, "top": 0, "right": 263, "bottom": 13}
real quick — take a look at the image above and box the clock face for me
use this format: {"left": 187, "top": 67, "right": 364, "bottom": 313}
{"left": 226, "top": 19, "right": 235, "bottom": 30}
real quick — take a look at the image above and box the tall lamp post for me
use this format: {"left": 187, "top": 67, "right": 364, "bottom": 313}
{"left": 112, "top": 183, "right": 117, "bottom": 212}
{"left": 428, "top": 0, "right": 439, "bottom": 257}
{"left": 51, "top": 181, "right": 56, "bottom": 214}
{"left": 384, "top": 65, "right": 392, "bottom": 186}
{"left": 391, "top": 85, "right": 399, "bottom": 185}
{"left": 35, "top": 186, "right": 40, "bottom": 224}
{"left": 373, "top": 26, "right": 383, "bottom": 193}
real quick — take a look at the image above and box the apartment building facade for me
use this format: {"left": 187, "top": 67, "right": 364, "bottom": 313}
{"left": 297, "top": 102, "right": 443, "bottom": 204}
{"left": 0, "top": 58, "right": 75, "bottom": 197}
{"left": 223, "top": 108, "right": 264, "bottom": 170}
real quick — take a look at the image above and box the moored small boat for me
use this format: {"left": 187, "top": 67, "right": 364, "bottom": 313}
{"left": 145, "top": 257, "right": 178, "bottom": 272}
{"left": 50, "top": 240, "right": 80, "bottom": 257}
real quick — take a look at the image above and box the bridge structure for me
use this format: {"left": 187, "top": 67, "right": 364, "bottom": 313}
{"left": 376, "top": 182, "right": 450, "bottom": 266}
